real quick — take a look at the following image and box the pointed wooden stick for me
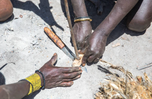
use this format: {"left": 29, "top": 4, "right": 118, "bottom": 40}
{"left": 64, "top": 0, "right": 79, "bottom": 60}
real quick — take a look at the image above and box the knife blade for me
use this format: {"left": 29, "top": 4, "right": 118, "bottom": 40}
{"left": 44, "top": 27, "right": 88, "bottom": 72}
{"left": 44, "top": 27, "right": 77, "bottom": 60}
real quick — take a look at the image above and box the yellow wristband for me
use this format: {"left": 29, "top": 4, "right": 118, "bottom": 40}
{"left": 28, "top": 84, "right": 33, "bottom": 95}
{"left": 26, "top": 73, "right": 41, "bottom": 95}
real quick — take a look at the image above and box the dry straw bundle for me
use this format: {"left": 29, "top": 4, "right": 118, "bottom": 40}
{"left": 95, "top": 60, "right": 152, "bottom": 99}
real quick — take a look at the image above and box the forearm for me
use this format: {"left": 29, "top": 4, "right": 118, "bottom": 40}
{"left": 96, "top": 0, "right": 139, "bottom": 36}
{"left": 71, "top": 0, "right": 88, "bottom": 17}
{"left": 0, "top": 81, "right": 29, "bottom": 99}
{"left": 0, "top": 72, "right": 43, "bottom": 99}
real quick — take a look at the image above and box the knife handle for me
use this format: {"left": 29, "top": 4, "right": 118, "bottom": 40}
{"left": 44, "top": 27, "right": 65, "bottom": 49}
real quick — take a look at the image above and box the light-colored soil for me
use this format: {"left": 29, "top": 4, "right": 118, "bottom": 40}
{"left": 0, "top": 0, "right": 152, "bottom": 99}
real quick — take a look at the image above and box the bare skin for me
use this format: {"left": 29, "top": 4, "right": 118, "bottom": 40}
{"left": 0, "top": 0, "right": 13, "bottom": 22}
{"left": 1, "top": 0, "right": 151, "bottom": 64}
{"left": 127, "top": 0, "right": 152, "bottom": 32}
{"left": 0, "top": 53, "right": 82, "bottom": 99}
{"left": 72, "top": 0, "right": 92, "bottom": 50}
{"left": 71, "top": 0, "right": 152, "bottom": 64}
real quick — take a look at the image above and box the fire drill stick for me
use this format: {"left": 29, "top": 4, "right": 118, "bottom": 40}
{"left": 64, "top": 0, "right": 80, "bottom": 60}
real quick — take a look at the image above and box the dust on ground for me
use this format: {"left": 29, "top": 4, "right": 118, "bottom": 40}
{"left": 0, "top": 0, "right": 152, "bottom": 99}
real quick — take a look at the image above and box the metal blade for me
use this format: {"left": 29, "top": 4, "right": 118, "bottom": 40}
{"left": 65, "top": 46, "right": 78, "bottom": 59}
{"left": 80, "top": 66, "right": 88, "bottom": 73}
{"left": 62, "top": 47, "right": 76, "bottom": 60}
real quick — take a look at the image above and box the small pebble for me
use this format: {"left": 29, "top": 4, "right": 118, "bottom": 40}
{"left": 20, "top": 15, "right": 23, "bottom": 18}
{"left": 7, "top": 28, "right": 14, "bottom": 31}
{"left": 15, "top": 17, "right": 19, "bottom": 19}
{"left": 112, "top": 43, "right": 120, "bottom": 48}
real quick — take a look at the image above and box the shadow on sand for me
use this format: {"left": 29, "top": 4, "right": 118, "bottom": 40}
{"left": 11, "top": 0, "right": 64, "bottom": 31}
{"left": 60, "top": 0, "right": 145, "bottom": 46}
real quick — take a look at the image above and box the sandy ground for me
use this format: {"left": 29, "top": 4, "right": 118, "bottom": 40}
{"left": 0, "top": 0, "right": 152, "bottom": 99}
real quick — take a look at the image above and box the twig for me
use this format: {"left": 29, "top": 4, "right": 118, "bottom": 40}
{"left": 136, "top": 63, "right": 152, "bottom": 70}
{"left": 64, "top": 0, "right": 79, "bottom": 59}
{"left": 99, "top": 59, "right": 133, "bottom": 80}
{"left": 0, "top": 62, "right": 15, "bottom": 70}
{"left": 125, "top": 70, "right": 128, "bottom": 96}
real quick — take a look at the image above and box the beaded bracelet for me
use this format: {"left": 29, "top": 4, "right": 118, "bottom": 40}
{"left": 35, "top": 70, "right": 45, "bottom": 90}
{"left": 74, "top": 16, "right": 92, "bottom": 22}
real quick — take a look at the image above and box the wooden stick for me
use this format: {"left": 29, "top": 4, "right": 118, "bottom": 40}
{"left": 64, "top": 0, "right": 79, "bottom": 59}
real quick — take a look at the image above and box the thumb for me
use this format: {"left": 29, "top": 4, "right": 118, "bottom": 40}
{"left": 48, "top": 53, "right": 58, "bottom": 66}
{"left": 79, "top": 46, "right": 88, "bottom": 54}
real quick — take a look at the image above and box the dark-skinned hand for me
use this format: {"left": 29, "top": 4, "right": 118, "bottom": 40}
{"left": 73, "top": 21, "right": 92, "bottom": 50}
{"left": 38, "top": 53, "right": 82, "bottom": 89}
{"left": 82, "top": 30, "right": 108, "bottom": 64}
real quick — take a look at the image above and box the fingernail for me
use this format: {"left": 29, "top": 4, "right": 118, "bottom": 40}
{"left": 70, "top": 82, "right": 74, "bottom": 85}
{"left": 77, "top": 75, "right": 81, "bottom": 78}
{"left": 53, "top": 53, "right": 57, "bottom": 56}
{"left": 82, "top": 63, "right": 85, "bottom": 66}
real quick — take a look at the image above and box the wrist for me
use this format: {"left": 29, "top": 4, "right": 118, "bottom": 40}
{"left": 74, "top": 16, "right": 92, "bottom": 23}
{"left": 94, "top": 28, "right": 110, "bottom": 38}
{"left": 35, "top": 72, "right": 43, "bottom": 87}
{"left": 18, "top": 80, "right": 31, "bottom": 95}
{"left": 21, "top": 73, "right": 42, "bottom": 95}
{"left": 75, "top": 21, "right": 91, "bottom": 26}
{"left": 35, "top": 70, "right": 45, "bottom": 90}
{"left": 96, "top": 16, "right": 118, "bottom": 37}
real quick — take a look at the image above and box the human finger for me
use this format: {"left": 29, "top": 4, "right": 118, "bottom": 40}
{"left": 79, "top": 46, "right": 88, "bottom": 54}
{"left": 61, "top": 67, "right": 81, "bottom": 73}
{"left": 47, "top": 53, "right": 58, "bottom": 65}
{"left": 87, "top": 54, "right": 98, "bottom": 63}
{"left": 58, "top": 81, "right": 74, "bottom": 87}
{"left": 82, "top": 51, "right": 92, "bottom": 65}
{"left": 77, "top": 42, "right": 84, "bottom": 50}
{"left": 93, "top": 57, "right": 100, "bottom": 63}
{"left": 62, "top": 71, "right": 82, "bottom": 79}
{"left": 62, "top": 75, "right": 81, "bottom": 82}
{"left": 78, "top": 40, "right": 87, "bottom": 50}
{"left": 78, "top": 34, "right": 90, "bottom": 50}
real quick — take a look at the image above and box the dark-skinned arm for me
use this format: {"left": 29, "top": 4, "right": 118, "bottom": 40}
{"left": 0, "top": 81, "right": 30, "bottom": 99}
{"left": 71, "top": 0, "right": 92, "bottom": 50}
{"left": 82, "top": 0, "right": 139, "bottom": 64}
{"left": 94, "top": 0, "right": 139, "bottom": 35}
{"left": 0, "top": 53, "right": 82, "bottom": 99}
{"left": 0, "top": 0, "right": 13, "bottom": 22}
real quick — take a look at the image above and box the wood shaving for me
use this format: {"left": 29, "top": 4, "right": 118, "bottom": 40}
{"left": 112, "top": 43, "right": 120, "bottom": 48}
{"left": 72, "top": 54, "right": 84, "bottom": 67}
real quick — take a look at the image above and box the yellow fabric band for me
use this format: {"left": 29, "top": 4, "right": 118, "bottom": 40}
{"left": 74, "top": 18, "right": 92, "bottom": 22}
{"left": 28, "top": 84, "right": 33, "bottom": 95}
{"left": 26, "top": 73, "right": 42, "bottom": 95}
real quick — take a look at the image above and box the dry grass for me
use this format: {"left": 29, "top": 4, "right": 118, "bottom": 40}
{"left": 95, "top": 60, "right": 152, "bottom": 99}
